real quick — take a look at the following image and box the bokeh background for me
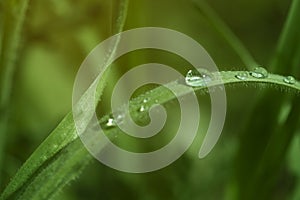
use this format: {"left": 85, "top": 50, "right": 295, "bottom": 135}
{"left": 2, "top": 0, "right": 300, "bottom": 199}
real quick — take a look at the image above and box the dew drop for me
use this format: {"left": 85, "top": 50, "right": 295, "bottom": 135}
{"left": 185, "top": 68, "right": 213, "bottom": 87}
{"left": 143, "top": 98, "right": 149, "bottom": 103}
{"left": 235, "top": 72, "right": 248, "bottom": 80}
{"left": 250, "top": 67, "right": 268, "bottom": 79}
{"left": 283, "top": 76, "right": 296, "bottom": 85}
{"left": 106, "top": 118, "right": 116, "bottom": 127}
{"left": 139, "top": 105, "right": 146, "bottom": 112}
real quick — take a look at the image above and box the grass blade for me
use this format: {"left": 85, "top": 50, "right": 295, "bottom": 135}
{"left": 2, "top": 67, "right": 300, "bottom": 199}
{"left": 229, "top": 0, "right": 300, "bottom": 199}
{"left": 0, "top": 0, "right": 30, "bottom": 185}
{"left": 271, "top": 0, "right": 300, "bottom": 74}
{"left": 191, "top": 0, "right": 257, "bottom": 67}
{"left": 0, "top": 0, "right": 129, "bottom": 199}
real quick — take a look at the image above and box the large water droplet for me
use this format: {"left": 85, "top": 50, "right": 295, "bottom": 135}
{"left": 283, "top": 76, "right": 296, "bottom": 85}
{"left": 250, "top": 67, "right": 268, "bottom": 79}
{"left": 185, "top": 68, "right": 213, "bottom": 87}
{"left": 235, "top": 72, "right": 248, "bottom": 80}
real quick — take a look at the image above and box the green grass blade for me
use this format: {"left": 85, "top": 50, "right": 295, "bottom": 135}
{"left": 0, "top": 0, "right": 30, "bottom": 184}
{"left": 271, "top": 0, "right": 300, "bottom": 75}
{"left": 14, "top": 139, "right": 91, "bottom": 200}
{"left": 229, "top": 0, "right": 300, "bottom": 199}
{"left": 191, "top": 0, "right": 257, "bottom": 67}
{"left": 2, "top": 68, "right": 300, "bottom": 199}
{"left": 0, "top": 0, "right": 129, "bottom": 198}
{"left": 2, "top": 1, "right": 299, "bottom": 199}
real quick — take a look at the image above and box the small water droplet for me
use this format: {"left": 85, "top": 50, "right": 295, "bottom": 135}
{"left": 250, "top": 67, "right": 268, "bottom": 79}
{"left": 106, "top": 118, "right": 116, "bottom": 127}
{"left": 283, "top": 76, "right": 296, "bottom": 85}
{"left": 185, "top": 68, "right": 213, "bottom": 87}
{"left": 143, "top": 98, "right": 149, "bottom": 103}
{"left": 235, "top": 72, "right": 248, "bottom": 80}
{"left": 139, "top": 105, "right": 146, "bottom": 112}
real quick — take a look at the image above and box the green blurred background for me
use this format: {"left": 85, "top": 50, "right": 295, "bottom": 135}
{"left": 2, "top": 0, "right": 300, "bottom": 199}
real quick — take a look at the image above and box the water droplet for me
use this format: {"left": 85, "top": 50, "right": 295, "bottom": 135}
{"left": 139, "top": 105, "right": 146, "bottom": 112}
{"left": 185, "top": 68, "right": 213, "bottom": 87}
{"left": 106, "top": 118, "right": 116, "bottom": 127}
{"left": 235, "top": 72, "right": 248, "bottom": 80}
{"left": 283, "top": 76, "right": 296, "bottom": 84}
{"left": 250, "top": 67, "right": 268, "bottom": 79}
{"left": 143, "top": 98, "right": 149, "bottom": 103}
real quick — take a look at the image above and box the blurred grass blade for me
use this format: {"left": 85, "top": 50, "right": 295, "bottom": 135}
{"left": 271, "top": 0, "right": 300, "bottom": 74}
{"left": 2, "top": 66, "right": 300, "bottom": 199}
{"left": 229, "top": 0, "right": 300, "bottom": 199}
{"left": 288, "top": 134, "right": 300, "bottom": 200}
{"left": 191, "top": 0, "right": 257, "bottom": 67}
{"left": 2, "top": 0, "right": 300, "bottom": 199}
{"left": 0, "top": 0, "right": 129, "bottom": 199}
{"left": 0, "top": 0, "right": 29, "bottom": 184}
